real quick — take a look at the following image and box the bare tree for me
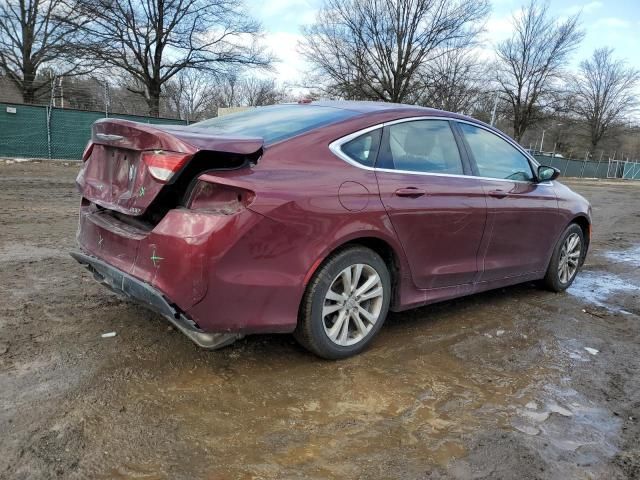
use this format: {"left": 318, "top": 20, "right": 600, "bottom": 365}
{"left": 81, "top": 0, "right": 273, "bottom": 117}
{"left": 0, "top": 0, "right": 91, "bottom": 103}
{"left": 241, "top": 77, "right": 291, "bottom": 106}
{"left": 165, "top": 70, "right": 218, "bottom": 122}
{"left": 571, "top": 48, "right": 639, "bottom": 150}
{"left": 495, "top": 0, "right": 584, "bottom": 141}
{"left": 300, "top": 0, "right": 489, "bottom": 103}
{"left": 419, "top": 41, "right": 487, "bottom": 113}
{"left": 210, "top": 74, "right": 291, "bottom": 108}
{"left": 211, "top": 73, "right": 242, "bottom": 108}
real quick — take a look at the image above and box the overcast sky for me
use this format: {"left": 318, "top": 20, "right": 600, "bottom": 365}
{"left": 253, "top": 0, "right": 640, "bottom": 88}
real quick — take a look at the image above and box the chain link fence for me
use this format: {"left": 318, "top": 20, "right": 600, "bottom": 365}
{"left": 534, "top": 154, "right": 640, "bottom": 180}
{"left": 0, "top": 102, "right": 187, "bottom": 160}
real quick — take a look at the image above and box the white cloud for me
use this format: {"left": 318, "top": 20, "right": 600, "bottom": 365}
{"left": 564, "top": 1, "right": 603, "bottom": 15}
{"left": 594, "top": 17, "right": 631, "bottom": 29}
{"left": 483, "top": 14, "right": 515, "bottom": 43}
{"left": 262, "top": 31, "right": 309, "bottom": 87}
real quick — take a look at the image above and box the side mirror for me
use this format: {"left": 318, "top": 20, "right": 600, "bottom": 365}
{"left": 537, "top": 165, "right": 560, "bottom": 182}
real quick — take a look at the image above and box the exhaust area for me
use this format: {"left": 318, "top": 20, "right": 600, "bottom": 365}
{"left": 70, "top": 251, "right": 242, "bottom": 350}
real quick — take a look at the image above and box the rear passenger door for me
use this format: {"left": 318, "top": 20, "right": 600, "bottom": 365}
{"left": 455, "top": 121, "right": 561, "bottom": 281}
{"left": 375, "top": 119, "right": 487, "bottom": 289}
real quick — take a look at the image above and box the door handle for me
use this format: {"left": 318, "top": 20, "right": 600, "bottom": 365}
{"left": 395, "top": 187, "right": 426, "bottom": 198}
{"left": 488, "top": 189, "right": 508, "bottom": 199}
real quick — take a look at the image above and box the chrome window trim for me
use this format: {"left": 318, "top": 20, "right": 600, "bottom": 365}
{"left": 328, "top": 116, "right": 552, "bottom": 186}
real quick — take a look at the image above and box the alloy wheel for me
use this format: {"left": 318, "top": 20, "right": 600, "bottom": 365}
{"left": 558, "top": 232, "right": 581, "bottom": 284}
{"left": 322, "top": 263, "right": 384, "bottom": 346}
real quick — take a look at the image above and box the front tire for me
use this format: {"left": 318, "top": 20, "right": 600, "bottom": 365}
{"left": 543, "top": 223, "right": 584, "bottom": 292}
{"left": 294, "top": 246, "right": 391, "bottom": 359}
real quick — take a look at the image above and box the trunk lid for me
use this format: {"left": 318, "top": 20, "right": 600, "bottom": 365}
{"left": 77, "top": 119, "right": 263, "bottom": 216}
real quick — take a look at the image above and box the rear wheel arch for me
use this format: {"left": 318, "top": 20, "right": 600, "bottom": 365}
{"left": 302, "top": 236, "right": 402, "bottom": 309}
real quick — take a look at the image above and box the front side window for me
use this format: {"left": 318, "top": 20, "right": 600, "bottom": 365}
{"left": 340, "top": 128, "right": 382, "bottom": 167}
{"left": 458, "top": 123, "right": 534, "bottom": 181}
{"left": 378, "top": 120, "right": 463, "bottom": 174}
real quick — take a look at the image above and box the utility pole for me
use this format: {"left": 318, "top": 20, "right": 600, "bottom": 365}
{"left": 103, "top": 81, "right": 109, "bottom": 117}
{"left": 490, "top": 92, "right": 499, "bottom": 127}
{"left": 59, "top": 77, "right": 64, "bottom": 109}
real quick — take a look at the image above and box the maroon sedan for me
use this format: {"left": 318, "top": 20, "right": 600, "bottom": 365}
{"left": 72, "top": 101, "right": 591, "bottom": 359}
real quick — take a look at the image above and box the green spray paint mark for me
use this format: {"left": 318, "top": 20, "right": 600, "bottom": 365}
{"left": 98, "top": 234, "right": 104, "bottom": 248}
{"left": 150, "top": 249, "right": 164, "bottom": 267}
{"left": 138, "top": 186, "right": 146, "bottom": 198}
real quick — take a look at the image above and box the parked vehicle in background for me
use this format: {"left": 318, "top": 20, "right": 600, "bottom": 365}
{"left": 72, "top": 102, "right": 592, "bottom": 359}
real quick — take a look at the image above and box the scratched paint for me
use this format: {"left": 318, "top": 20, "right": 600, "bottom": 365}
{"left": 150, "top": 249, "right": 164, "bottom": 267}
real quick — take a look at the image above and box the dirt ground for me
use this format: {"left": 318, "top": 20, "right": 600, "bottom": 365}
{"left": 1, "top": 160, "right": 639, "bottom": 480}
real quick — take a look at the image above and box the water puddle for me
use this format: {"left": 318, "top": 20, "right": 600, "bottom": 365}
{"left": 97, "top": 311, "right": 572, "bottom": 478}
{"left": 602, "top": 244, "right": 640, "bottom": 267}
{"left": 74, "top": 277, "right": 629, "bottom": 478}
{"left": 567, "top": 270, "right": 639, "bottom": 310}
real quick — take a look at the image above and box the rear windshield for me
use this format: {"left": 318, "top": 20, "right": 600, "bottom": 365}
{"left": 192, "top": 104, "right": 359, "bottom": 144}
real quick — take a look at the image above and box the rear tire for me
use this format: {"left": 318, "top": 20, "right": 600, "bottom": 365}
{"left": 294, "top": 246, "right": 391, "bottom": 360}
{"left": 543, "top": 223, "right": 584, "bottom": 292}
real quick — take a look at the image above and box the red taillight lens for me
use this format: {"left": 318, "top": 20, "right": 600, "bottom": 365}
{"left": 188, "top": 181, "right": 255, "bottom": 214}
{"left": 82, "top": 141, "right": 94, "bottom": 162}
{"left": 142, "top": 150, "right": 191, "bottom": 183}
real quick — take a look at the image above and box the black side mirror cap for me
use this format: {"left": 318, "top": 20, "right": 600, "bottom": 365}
{"left": 537, "top": 165, "right": 560, "bottom": 182}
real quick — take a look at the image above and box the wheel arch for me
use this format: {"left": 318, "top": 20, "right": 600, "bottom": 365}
{"left": 571, "top": 214, "right": 590, "bottom": 238}
{"left": 570, "top": 214, "right": 591, "bottom": 263}
{"left": 302, "top": 234, "right": 406, "bottom": 309}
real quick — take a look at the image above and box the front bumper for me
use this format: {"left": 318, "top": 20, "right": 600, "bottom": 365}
{"left": 71, "top": 251, "right": 241, "bottom": 349}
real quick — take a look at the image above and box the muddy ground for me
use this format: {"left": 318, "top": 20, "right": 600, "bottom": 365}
{"left": 0, "top": 160, "right": 639, "bottom": 480}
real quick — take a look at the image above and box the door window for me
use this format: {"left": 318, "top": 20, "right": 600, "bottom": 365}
{"left": 340, "top": 128, "right": 381, "bottom": 167}
{"left": 378, "top": 120, "right": 463, "bottom": 174}
{"left": 458, "top": 123, "right": 534, "bottom": 181}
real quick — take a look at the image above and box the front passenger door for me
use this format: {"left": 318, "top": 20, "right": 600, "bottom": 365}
{"left": 456, "top": 122, "right": 562, "bottom": 281}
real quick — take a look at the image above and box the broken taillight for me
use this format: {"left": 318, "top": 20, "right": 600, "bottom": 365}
{"left": 188, "top": 181, "right": 255, "bottom": 215}
{"left": 142, "top": 150, "right": 191, "bottom": 183}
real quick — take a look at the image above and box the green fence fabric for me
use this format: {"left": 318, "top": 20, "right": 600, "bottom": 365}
{"left": 533, "top": 154, "right": 640, "bottom": 180}
{"left": 0, "top": 103, "right": 50, "bottom": 158}
{"left": 623, "top": 162, "right": 640, "bottom": 180}
{"left": 0, "top": 103, "right": 187, "bottom": 160}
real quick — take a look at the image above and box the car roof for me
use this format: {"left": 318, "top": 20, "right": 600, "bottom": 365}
{"left": 303, "top": 100, "right": 442, "bottom": 115}
{"left": 294, "top": 100, "right": 489, "bottom": 127}
{"left": 293, "top": 101, "right": 532, "bottom": 161}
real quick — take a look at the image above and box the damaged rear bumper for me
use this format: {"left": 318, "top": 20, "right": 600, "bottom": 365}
{"left": 70, "top": 251, "right": 241, "bottom": 349}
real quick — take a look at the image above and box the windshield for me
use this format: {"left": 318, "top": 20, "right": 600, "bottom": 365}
{"left": 192, "top": 104, "right": 360, "bottom": 144}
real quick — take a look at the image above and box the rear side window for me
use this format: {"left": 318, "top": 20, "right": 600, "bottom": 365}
{"left": 192, "top": 105, "right": 359, "bottom": 144}
{"left": 340, "top": 129, "right": 382, "bottom": 167}
{"left": 378, "top": 120, "right": 463, "bottom": 174}
{"left": 458, "top": 123, "right": 534, "bottom": 181}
